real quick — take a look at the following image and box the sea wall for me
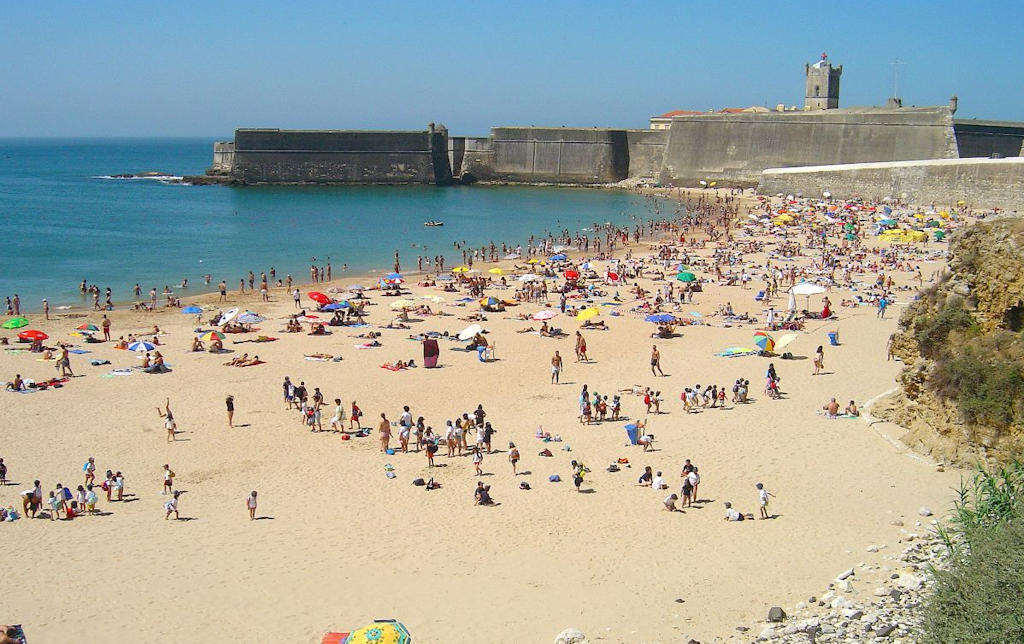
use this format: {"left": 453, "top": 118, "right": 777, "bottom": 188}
{"left": 660, "top": 107, "right": 958, "bottom": 188}
{"left": 210, "top": 141, "right": 235, "bottom": 174}
{"left": 225, "top": 128, "right": 451, "bottom": 185}
{"left": 953, "top": 120, "right": 1024, "bottom": 158}
{"left": 460, "top": 127, "right": 629, "bottom": 184}
{"left": 626, "top": 129, "right": 668, "bottom": 179}
{"left": 757, "top": 157, "right": 1024, "bottom": 211}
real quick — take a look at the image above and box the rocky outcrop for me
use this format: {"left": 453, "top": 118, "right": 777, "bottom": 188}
{"left": 878, "top": 216, "right": 1024, "bottom": 465}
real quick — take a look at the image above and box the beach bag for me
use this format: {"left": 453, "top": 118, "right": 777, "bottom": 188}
{"left": 606, "top": 463, "right": 620, "bottom": 472}
{"left": 82, "top": 461, "right": 90, "bottom": 472}
{"left": 412, "top": 478, "right": 426, "bottom": 486}
{"left": 341, "top": 434, "right": 351, "bottom": 440}
{"left": 781, "top": 352, "right": 794, "bottom": 360}
{"left": 548, "top": 474, "right": 561, "bottom": 482}
{"left": 519, "top": 482, "right": 531, "bottom": 490}
{"left": 63, "top": 487, "right": 73, "bottom": 501}
{"left": 539, "top": 448, "right": 553, "bottom": 457}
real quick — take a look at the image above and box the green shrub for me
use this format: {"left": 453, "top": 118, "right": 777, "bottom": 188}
{"left": 922, "top": 462, "right": 1024, "bottom": 643}
{"left": 913, "top": 295, "right": 977, "bottom": 358}
{"left": 945, "top": 351, "right": 1024, "bottom": 427}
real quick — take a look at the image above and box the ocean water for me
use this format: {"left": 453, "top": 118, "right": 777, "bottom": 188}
{"left": 0, "top": 138, "right": 653, "bottom": 311}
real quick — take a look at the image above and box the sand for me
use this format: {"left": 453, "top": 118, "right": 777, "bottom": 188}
{"left": 0, "top": 194, "right": 964, "bottom": 643}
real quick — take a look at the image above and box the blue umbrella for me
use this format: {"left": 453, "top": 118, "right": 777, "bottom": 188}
{"left": 385, "top": 273, "right": 403, "bottom": 280}
{"left": 237, "top": 312, "right": 264, "bottom": 324}
{"left": 549, "top": 253, "right": 567, "bottom": 262}
{"left": 182, "top": 306, "right": 202, "bottom": 314}
{"left": 128, "top": 341, "right": 156, "bottom": 352}
{"left": 321, "top": 303, "right": 344, "bottom": 311}
{"left": 645, "top": 313, "right": 675, "bottom": 323}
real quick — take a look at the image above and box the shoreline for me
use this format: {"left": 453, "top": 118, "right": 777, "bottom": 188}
{"left": 11, "top": 184, "right": 743, "bottom": 317}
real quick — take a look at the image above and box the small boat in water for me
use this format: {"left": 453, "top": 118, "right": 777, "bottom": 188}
{"left": 424, "top": 221, "right": 444, "bottom": 227}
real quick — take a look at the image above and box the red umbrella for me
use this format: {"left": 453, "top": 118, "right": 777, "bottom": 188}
{"left": 308, "top": 292, "right": 329, "bottom": 305}
{"left": 564, "top": 270, "right": 579, "bottom": 281}
{"left": 19, "top": 329, "right": 48, "bottom": 341}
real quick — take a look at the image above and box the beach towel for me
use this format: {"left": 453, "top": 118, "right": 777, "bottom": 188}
{"left": 714, "top": 347, "right": 758, "bottom": 358}
{"left": 68, "top": 348, "right": 91, "bottom": 354}
{"left": 237, "top": 360, "right": 265, "bottom": 367}
{"left": 108, "top": 369, "right": 134, "bottom": 376}
{"left": 354, "top": 343, "right": 381, "bottom": 349}
{"left": 304, "top": 356, "right": 332, "bottom": 361}
{"left": 89, "top": 359, "right": 111, "bottom": 366}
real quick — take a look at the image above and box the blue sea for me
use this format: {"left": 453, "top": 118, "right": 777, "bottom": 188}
{"left": 0, "top": 138, "right": 653, "bottom": 311}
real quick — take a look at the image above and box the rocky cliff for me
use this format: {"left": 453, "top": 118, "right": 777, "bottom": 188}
{"left": 877, "top": 216, "right": 1024, "bottom": 465}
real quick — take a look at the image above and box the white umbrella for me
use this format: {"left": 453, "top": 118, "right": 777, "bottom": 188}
{"left": 216, "top": 307, "right": 239, "bottom": 325}
{"left": 776, "top": 333, "right": 799, "bottom": 350}
{"left": 791, "top": 283, "right": 826, "bottom": 296}
{"left": 237, "top": 312, "right": 264, "bottom": 324}
{"left": 531, "top": 309, "right": 558, "bottom": 321}
{"left": 518, "top": 274, "right": 540, "bottom": 282}
{"left": 458, "top": 324, "right": 482, "bottom": 341}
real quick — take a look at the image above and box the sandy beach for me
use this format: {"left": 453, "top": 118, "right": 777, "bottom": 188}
{"left": 0, "top": 192, "right": 966, "bottom": 643}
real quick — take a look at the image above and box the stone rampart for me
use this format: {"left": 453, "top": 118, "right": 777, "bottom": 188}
{"left": 953, "top": 120, "right": 1024, "bottom": 158}
{"left": 225, "top": 128, "right": 451, "bottom": 184}
{"left": 660, "top": 107, "right": 958, "bottom": 187}
{"left": 757, "top": 157, "right": 1024, "bottom": 211}
{"left": 626, "top": 129, "right": 668, "bottom": 179}
{"left": 461, "top": 127, "right": 628, "bottom": 184}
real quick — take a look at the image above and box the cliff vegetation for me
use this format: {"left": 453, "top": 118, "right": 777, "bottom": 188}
{"left": 879, "top": 217, "right": 1024, "bottom": 464}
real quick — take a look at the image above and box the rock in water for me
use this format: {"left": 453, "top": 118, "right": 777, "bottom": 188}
{"left": 554, "top": 628, "right": 587, "bottom": 644}
{"left": 767, "top": 606, "right": 787, "bottom": 622}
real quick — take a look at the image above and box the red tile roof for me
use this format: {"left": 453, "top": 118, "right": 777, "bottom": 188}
{"left": 655, "top": 110, "right": 704, "bottom": 118}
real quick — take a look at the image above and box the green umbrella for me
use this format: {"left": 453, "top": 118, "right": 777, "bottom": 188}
{"left": 934, "top": 230, "right": 946, "bottom": 240}
{"left": 675, "top": 271, "right": 696, "bottom": 283}
{"left": 2, "top": 317, "right": 29, "bottom": 329}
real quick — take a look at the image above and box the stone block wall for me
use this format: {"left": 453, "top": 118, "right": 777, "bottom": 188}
{"left": 660, "top": 107, "right": 958, "bottom": 187}
{"left": 757, "top": 157, "right": 1024, "bottom": 211}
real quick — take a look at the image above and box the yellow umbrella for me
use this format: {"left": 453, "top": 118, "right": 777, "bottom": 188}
{"left": 576, "top": 307, "right": 600, "bottom": 322}
{"left": 345, "top": 620, "right": 411, "bottom": 644}
{"left": 526, "top": 258, "right": 539, "bottom": 264}
{"left": 488, "top": 268, "right": 505, "bottom": 275}
{"left": 389, "top": 299, "right": 417, "bottom": 309}
{"left": 452, "top": 266, "right": 470, "bottom": 273}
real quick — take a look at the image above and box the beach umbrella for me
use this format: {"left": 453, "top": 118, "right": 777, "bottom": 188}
{"left": 348, "top": 284, "right": 366, "bottom": 291}
{"left": 69, "top": 331, "right": 94, "bottom": 338}
{"left": 2, "top": 317, "right": 29, "bottom": 329}
{"left": 675, "top": 271, "right": 696, "bottom": 283}
{"left": 526, "top": 259, "right": 539, "bottom": 265}
{"left": 384, "top": 273, "right": 403, "bottom": 281}
{"left": 198, "top": 331, "right": 225, "bottom": 342}
{"left": 790, "top": 283, "right": 826, "bottom": 296}
{"left": 576, "top": 307, "right": 600, "bottom": 322}
{"left": 217, "top": 308, "right": 239, "bottom": 325}
{"left": 389, "top": 299, "right": 417, "bottom": 309}
{"left": 753, "top": 331, "right": 775, "bottom": 352}
{"left": 479, "top": 297, "right": 500, "bottom": 308}
{"left": 934, "top": 230, "right": 946, "bottom": 240}
{"left": 645, "top": 313, "right": 675, "bottom": 323}
{"left": 421, "top": 295, "right": 445, "bottom": 304}
{"left": 308, "top": 292, "right": 329, "bottom": 305}
{"left": 452, "top": 266, "right": 470, "bottom": 273}
{"left": 297, "top": 315, "right": 320, "bottom": 323}
{"left": 458, "top": 323, "right": 482, "bottom": 341}
{"left": 182, "top": 305, "right": 202, "bottom": 314}
{"left": 18, "top": 329, "right": 48, "bottom": 341}
{"left": 76, "top": 323, "right": 100, "bottom": 332}
{"left": 531, "top": 309, "right": 558, "bottom": 321}
{"left": 564, "top": 269, "right": 580, "bottom": 281}
{"left": 518, "top": 273, "right": 539, "bottom": 282}
{"left": 236, "top": 312, "right": 264, "bottom": 324}
{"left": 128, "top": 340, "right": 156, "bottom": 352}
{"left": 321, "top": 303, "right": 346, "bottom": 311}
{"left": 488, "top": 268, "right": 505, "bottom": 276}
{"left": 776, "top": 333, "right": 798, "bottom": 350}
{"left": 549, "top": 253, "right": 568, "bottom": 262}
{"left": 345, "top": 620, "right": 411, "bottom": 644}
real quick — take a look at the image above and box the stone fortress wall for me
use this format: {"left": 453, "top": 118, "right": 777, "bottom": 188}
{"left": 757, "top": 157, "right": 1024, "bottom": 211}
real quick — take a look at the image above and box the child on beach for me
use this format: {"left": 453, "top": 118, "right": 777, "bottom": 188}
{"left": 163, "top": 465, "right": 174, "bottom": 495}
{"left": 508, "top": 442, "right": 520, "bottom": 474}
{"left": 472, "top": 447, "right": 484, "bottom": 475}
{"left": 757, "top": 482, "right": 775, "bottom": 519}
{"left": 663, "top": 493, "right": 680, "bottom": 511}
{"left": 158, "top": 399, "right": 176, "bottom": 442}
{"left": 246, "top": 491, "right": 258, "bottom": 520}
{"left": 165, "top": 490, "right": 180, "bottom": 520}
{"left": 349, "top": 401, "right": 362, "bottom": 430}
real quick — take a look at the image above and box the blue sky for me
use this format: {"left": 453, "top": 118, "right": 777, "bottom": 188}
{"left": 2, "top": 1, "right": 1021, "bottom": 137}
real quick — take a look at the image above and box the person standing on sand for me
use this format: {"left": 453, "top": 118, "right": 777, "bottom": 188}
{"left": 158, "top": 399, "right": 176, "bottom": 442}
{"left": 11, "top": 294, "right": 19, "bottom": 316}
{"left": 379, "top": 413, "right": 392, "bottom": 452}
{"left": 42, "top": 298, "right": 49, "bottom": 320}
{"left": 102, "top": 314, "right": 111, "bottom": 341}
{"left": 163, "top": 464, "right": 175, "bottom": 495}
{"left": 508, "top": 442, "right": 520, "bottom": 474}
{"left": 877, "top": 296, "right": 888, "bottom": 318}
{"left": 217, "top": 281, "right": 227, "bottom": 302}
{"left": 551, "top": 350, "right": 563, "bottom": 384}
{"left": 246, "top": 490, "right": 258, "bottom": 520}
{"left": 757, "top": 482, "right": 775, "bottom": 519}
{"left": 813, "top": 345, "right": 824, "bottom": 376}
{"left": 226, "top": 395, "right": 235, "bottom": 427}
{"left": 575, "top": 331, "right": 589, "bottom": 362}
{"left": 651, "top": 345, "right": 664, "bottom": 376}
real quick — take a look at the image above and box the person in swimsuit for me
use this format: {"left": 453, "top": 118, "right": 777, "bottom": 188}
{"left": 651, "top": 345, "right": 664, "bottom": 376}
{"left": 158, "top": 399, "right": 176, "bottom": 442}
{"left": 551, "top": 350, "right": 562, "bottom": 384}
{"left": 226, "top": 395, "right": 235, "bottom": 427}
{"left": 246, "top": 491, "right": 258, "bottom": 520}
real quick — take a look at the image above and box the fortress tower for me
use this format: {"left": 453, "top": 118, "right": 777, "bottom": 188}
{"left": 805, "top": 53, "right": 842, "bottom": 110}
